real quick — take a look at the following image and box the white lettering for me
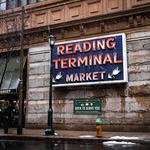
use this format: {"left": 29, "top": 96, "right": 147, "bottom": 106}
{"left": 66, "top": 71, "right": 106, "bottom": 82}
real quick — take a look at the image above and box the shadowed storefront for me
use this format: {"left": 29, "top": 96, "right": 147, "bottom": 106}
{"left": 0, "top": 53, "right": 27, "bottom": 133}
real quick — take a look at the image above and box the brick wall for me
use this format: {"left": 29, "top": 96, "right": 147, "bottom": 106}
{"left": 26, "top": 30, "right": 150, "bottom": 131}
{"left": 27, "top": 45, "right": 50, "bottom": 127}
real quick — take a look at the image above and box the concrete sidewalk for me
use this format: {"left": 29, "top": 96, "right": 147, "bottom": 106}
{"left": 0, "top": 129, "right": 150, "bottom": 143}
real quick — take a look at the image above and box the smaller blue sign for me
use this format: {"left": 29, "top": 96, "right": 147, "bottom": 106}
{"left": 52, "top": 33, "right": 128, "bottom": 87}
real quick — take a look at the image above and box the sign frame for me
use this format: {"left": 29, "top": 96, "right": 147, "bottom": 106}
{"left": 52, "top": 33, "right": 128, "bottom": 87}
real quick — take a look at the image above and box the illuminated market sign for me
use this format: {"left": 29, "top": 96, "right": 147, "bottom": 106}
{"left": 52, "top": 33, "right": 128, "bottom": 87}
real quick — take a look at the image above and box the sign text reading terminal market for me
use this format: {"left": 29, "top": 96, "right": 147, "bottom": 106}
{"left": 52, "top": 33, "right": 128, "bottom": 87}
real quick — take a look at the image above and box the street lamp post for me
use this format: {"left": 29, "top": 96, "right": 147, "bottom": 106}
{"left": 45, "top": 35, "right": 55, "bottom": 136}
{"left": 17, "top": 6, "right": 25, "bottom": 135}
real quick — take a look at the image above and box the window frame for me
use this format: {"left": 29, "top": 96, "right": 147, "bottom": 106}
{"left": 0, "top": 0, "right": 6, "bottom": 10}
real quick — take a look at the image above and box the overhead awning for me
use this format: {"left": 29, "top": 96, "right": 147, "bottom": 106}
{"left": 0, "top": 56, "right": 26, "bottom": 96}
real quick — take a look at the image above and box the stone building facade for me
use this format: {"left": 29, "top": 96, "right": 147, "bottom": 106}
{"left": 0, "top": 0, "right": 150, "bottom": 131}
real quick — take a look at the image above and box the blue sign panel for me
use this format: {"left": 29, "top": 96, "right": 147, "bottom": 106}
{"left": 52, "top": 33, "right": 128, "bottom": 87}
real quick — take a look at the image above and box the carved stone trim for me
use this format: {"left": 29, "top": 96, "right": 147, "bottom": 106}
{"left": 0, "top": 5, "right": 150, "bottom": 52}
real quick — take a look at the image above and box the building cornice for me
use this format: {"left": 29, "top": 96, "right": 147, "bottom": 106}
{"left": 24, "top": 4, "right": 150, "bottom": 41}
{"left": 0, "top": 1, "right": 150, "bottom": 52}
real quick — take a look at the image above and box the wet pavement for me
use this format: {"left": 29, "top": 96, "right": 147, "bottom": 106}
{"left": 0, "top": 129, "right": 150, "bottom": 150}
{"left": 0, "top": 139, "right": 150, "bottom": 150}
